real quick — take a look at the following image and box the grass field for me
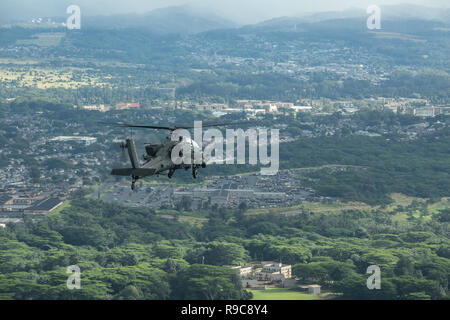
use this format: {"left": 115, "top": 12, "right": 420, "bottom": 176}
{"left": 50, "top": 200, "right": 71, "bottom": 215}
{"left": 388, "top": 194, "right": 449, "bottom": 223}
{"left": 249, "top": 288, "right": 327, "bottom": 300}
{"left": 16, "top": 33, "right": 66, "bottom": 47}
{"left": 372, "top": 32, "right": 426, "bottom": 43}
{"left": 0, "top": 66, "right": 107, "bottom": 89}
{"left": 246, "top": 201, "right": 372, "bottom": 216}
{"left": 0, "top": 58, "right": 39, "bottom": 65}
{"left": 247, "top": 193, "right": 449, "bottom": 220}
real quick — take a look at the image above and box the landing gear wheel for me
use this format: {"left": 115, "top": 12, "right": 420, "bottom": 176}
{"left": 168, "top": 170, "right": 174, "bottom": 179}
{"left": 131, "top": 176, "right": 137, "bottom": 190}
{"left": 192, "top": 166, "right": 198, "bottom": 179}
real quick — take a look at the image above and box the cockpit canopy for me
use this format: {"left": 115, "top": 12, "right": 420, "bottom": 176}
{"left": 145, "top": 144, "right": 162, "bottom": 157}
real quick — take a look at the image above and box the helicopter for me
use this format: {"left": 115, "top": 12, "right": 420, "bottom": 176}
{"left": 105, "top": 121, "right": 246, "bottom": 190}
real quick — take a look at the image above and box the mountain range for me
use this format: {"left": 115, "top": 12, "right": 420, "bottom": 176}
{"left": 0, "top": 4, "right": 449, "bottom": 35}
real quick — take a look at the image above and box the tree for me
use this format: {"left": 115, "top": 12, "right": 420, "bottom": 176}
{"left": 332, "top": 275, "right": 397, "bottom": 300}
{"left": 405, "top": 292, "right": 431, "bottom": 300}
{"left": 394, "top": 256, "right": 415, "bottom": 276}
{"left": 42, "top": 158, "right": 69, "bottom": 170}
{"left": 115, "top": 285, "right": 143, "bottom": 300}
{"left": 203, "top": 242, "right": 248, "bottom": 266}
{"left": 293, "top": 263, "right": 328, "bottom": 283}
{"left": 293, "top": 261, "right": 357, "bottom": 284}
{"left": 29, "top": 166, "right": 41, "bottom": 183}
{"left": 247, "top": 221, "right": 280, "bottom": 236}
{"left": 153, "top": 244, "right": 184, "bottom": 259}
{"left": 170, "top": 264, "right": 248, "bottom": 300}
{"left": 238, "top": 202, "right": 248, "bottom": 213}
{"left": 264, "top": 245, "right": 312, "bottom": 265}
{"left": 177, "top": 196, "right": 192, "bottom": 211}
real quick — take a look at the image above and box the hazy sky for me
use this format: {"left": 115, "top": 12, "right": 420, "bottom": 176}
{"left": 1, "top": 0, "right": 449, "bottom": 24}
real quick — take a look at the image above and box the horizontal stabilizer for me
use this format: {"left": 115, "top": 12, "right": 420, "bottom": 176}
{"left": 111, "top": 168, "right": 134, "bottom": 176}
{"left": 111, "top": 168, "right": 156, "bottom": 177}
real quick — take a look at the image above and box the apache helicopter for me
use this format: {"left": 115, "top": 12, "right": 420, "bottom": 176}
{"left": 106, "top": 121, "right": 245, "bottom": 190}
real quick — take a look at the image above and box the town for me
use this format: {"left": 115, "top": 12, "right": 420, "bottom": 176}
{"left": 1, "top": 95, "right": 448, "bottom": 227}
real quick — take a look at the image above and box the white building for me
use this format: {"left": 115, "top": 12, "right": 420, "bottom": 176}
{"left": 256, "top": 262, "right": 292, "bottom": 281}
{"left": 81, "top": 104, "right": 111, "bottom": 112}
{"left": 414, "top": 107, "right": 437, "bottom": 117}
{"left": 291, "top": 106, "right": 312, "bottom": 113}
{"left": 308, "top": 285, "right": 321, "bottom": 295}
{"left": 230, "top": 265, "right": 253, "bottom": 278}
{"left": 49, "top": 136, "right": 97, "bottom": 146}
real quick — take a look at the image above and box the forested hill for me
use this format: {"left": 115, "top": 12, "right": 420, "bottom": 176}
{"left": 82, "top": 6, "right": 238, "bottom": 34}
{"left": 0, "top": 195, "right": 449, "bottom": 300}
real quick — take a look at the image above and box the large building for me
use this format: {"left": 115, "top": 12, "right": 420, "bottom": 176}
{"left": 256, "top": 261, "right": 292, "bottom": 282}
{"left": 291, "top": 106, "right": 312, "bottom": 113}
{"left": 115, "top": 102, "right": 141, "bottom": 110}
{"left": 24, "top": 198, "right": 63, "bottom": 214}
{"left": 81, "top": 104, "right": 111, "bottom": 112}
{"left": 195, "top": 103, "right": 227, "bottom": 111}
{"left": 1, "top": 196, "right": 63, "bottom": 214}
{"left": 414, "top": 107, "right": 437, "bottom": 117}
{"left": 229, "top": 265, "right": 253, "bottom": 278}
{"left": 1, "top": 197, "right": 34, "bottom": 211}
{"left": 49, "top": 136, "right": 97, "bottom": 146}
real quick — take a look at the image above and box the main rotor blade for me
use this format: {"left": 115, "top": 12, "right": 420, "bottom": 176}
{"left": 100, "top": 122, "right": 176, "bottom": 131}
{"left": 201, "top": 121, "right": 251, "bottom": 128}
{"left": 119, "top": 124, "right": 177, "bottom": 130}
{"left": 100, "top": 121, "right": 252, "bottom": 131}
{"left": 167, "top": 121, "right": 252, "bottom": 130}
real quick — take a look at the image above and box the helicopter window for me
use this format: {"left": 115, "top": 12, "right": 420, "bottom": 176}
{"left": 179, "top": 150, "right": 183, "bottom": 157}
{"left": 179, "top": 136, "right": 183, "bottom": 142}
{"left": 146, "top": 145, "right": 157, "bottom": 157}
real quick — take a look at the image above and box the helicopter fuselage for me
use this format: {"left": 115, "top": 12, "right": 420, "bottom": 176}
{"left": 112, "top": 136, "right": 205, "bottom": 190}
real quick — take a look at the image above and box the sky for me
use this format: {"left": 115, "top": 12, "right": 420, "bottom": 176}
{"left": 1, "top": 0, "right": 449, "bottom": 24}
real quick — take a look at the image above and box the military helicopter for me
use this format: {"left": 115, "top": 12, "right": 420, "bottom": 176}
{"left": 105, "top": 121, "right": 245, "bottom": 190}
